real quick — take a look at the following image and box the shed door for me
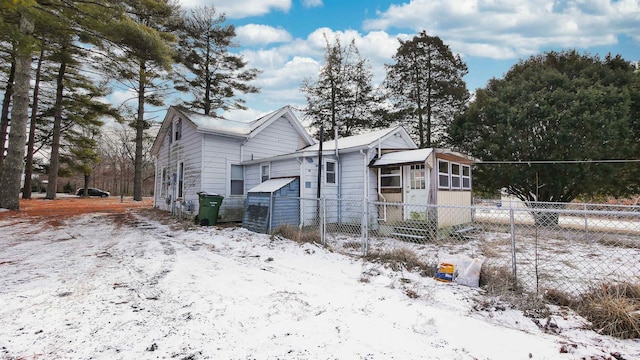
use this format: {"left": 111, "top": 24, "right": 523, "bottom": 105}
{"left": 404, "top": 164, "right": 430, "bottom": 220}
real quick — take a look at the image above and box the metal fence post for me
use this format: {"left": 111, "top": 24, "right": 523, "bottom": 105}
{"left": 510, "top": 208, "right": 517, "bottom": 280}
{"left": 362, "top": 199, "right": 369, "bottom": 256}
{"left": 320, "top": 198, "right": 326, "bottom": 246}
{"left": 584, "top": 203, "right": 589, "bottom": 242}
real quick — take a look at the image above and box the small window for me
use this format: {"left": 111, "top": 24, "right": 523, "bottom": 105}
{"left": 174, "top": 119, "right": 182, "bottom": 141}
{"left": 161, "top": 168, "right": 167, "bottom": 196}
{"left": 178, "top": 162, "right": 184, "bottom": 198}
{"left": 380, "top": 166, "right": 401, "bottom": 193}
{"left": 462, "top": 165, "right": 471, "bottom": 190}
{"left": 230, "top": 165, "right": 244, "bottom": 195}
{"left": 325, "top": 161, "right": 336, "bottom": 184}
{"left": 451, "top": 163, "right": 461, "bottom": 189}
{"left": 410, "top": 164, "right": 426, "bottom": 190}
{"left": 438, "top": 160, "right": 449, "bottom": 189}
{"left": 261, "top": 164, "right": 270, "bottom": 182}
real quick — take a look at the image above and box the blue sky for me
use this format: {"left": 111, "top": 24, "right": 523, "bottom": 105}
{"left": 163, "top": 0, "right": 640, "bottom": 121}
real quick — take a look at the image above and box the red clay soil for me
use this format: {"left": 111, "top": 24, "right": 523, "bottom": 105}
{"left": 0, "top": 196, "right": 154, "bottom": 226}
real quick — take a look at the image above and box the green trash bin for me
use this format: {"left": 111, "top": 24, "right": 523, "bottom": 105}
{"left": 197, "top": 192, "right": 224, "bottom": 226}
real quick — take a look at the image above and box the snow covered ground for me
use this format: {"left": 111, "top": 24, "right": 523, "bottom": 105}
{"left": 1, "top": 209, "right": 639, "bottom": 359}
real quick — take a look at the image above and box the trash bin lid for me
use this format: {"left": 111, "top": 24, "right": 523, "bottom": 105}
{"left": 197, "top": 191, "right": 222, "bottom": 197}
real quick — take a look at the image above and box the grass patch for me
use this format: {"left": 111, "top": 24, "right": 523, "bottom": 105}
{"left": 479, "top": 265, "right": 520, "bottom": 296}
{"left": 364, "top": 248, "right": 435, "bottom": 274}
{"left": 271, "top": 224, "right": 321, "bottom": 244}
{"left": 576, "top": 282, "right": 640, "bottom": 339}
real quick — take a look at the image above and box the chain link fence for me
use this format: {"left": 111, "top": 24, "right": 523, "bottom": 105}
{"left": 264, "top": 196, "right": 640, "bottom": 296}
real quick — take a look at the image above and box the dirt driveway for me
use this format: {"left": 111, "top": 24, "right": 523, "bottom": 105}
{"left": 0, "top": 196, "right": 154, "bottom": 226}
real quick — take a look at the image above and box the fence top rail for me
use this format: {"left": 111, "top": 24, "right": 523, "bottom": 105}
{"left": 474, "top": 198, "right": 640, "bottom": 210}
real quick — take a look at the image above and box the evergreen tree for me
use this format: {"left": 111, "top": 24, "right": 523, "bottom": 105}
{"left": 99, "top": 0, "right": 179, "bottom": 201}
{"left": 384, "top": 32, "right": 469, "bottom": 147}
{"left": 174, "top": 5, "right": 259, "bottom": 115}
{"left": 301, "top": 35, "right": 377, "bottom": 139}
{"left": 450, "top": 50, "right": 640, "bottom": 224}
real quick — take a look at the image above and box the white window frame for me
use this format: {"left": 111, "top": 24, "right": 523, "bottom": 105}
{"left": 438, "top": 160, "right": 450, "bottom": 189}
{"left": 161, "top": 167, "right": 168, "bottom": 197}
{"left": 409, "top": 164, "right": 426, "bottom": 190}
{"left": 451, "top": 163, "right": 461, "bottom": 189}
{"left": 230, "top": 164, "right": 244, "bottom": 196}
{"left": 462, "top": 165, "right": 471, "bottom": 190}
{"left": 174, "top": 118, "right": 182, "bottom": 141}
{"left": 177, "top": 162, "right": 184, "bottom": 198}
{"left": 325, "top": 160, "right": 337, "bottom": 185}
{"left": 261, "top": 163, "right": 270, "bottom": 182}
{"left": 380, "top": 166, "right": 402, "bottom": 192}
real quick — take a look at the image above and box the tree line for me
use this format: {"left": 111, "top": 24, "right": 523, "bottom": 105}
{"left": 2, "top": 1, "right": 638, "bottom": 211}
{"left": 0, "top": 1, "right": 258, "bottom": 209}
{"left": 303, "top": 34, "right": 639, "bottom": 208}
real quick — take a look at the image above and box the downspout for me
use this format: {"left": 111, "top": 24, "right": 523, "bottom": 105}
{"left": 153, "top": 159, "right": 158, "bottom": 208}
{"left": 376, "top": 137, "right": 387, "bottom": 220}
{"left": 360, "top": 149, "right": 370, "bottom": 255}
{"left": 298, "top": 157, "right": 304, "bottom": 229}
{"left": 335, "top": 127, "right": 341, "bottom": 223}
{"left": 317, "top": 127, "right": 323, "bottom": 199}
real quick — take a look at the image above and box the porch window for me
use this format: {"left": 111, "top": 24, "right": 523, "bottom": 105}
{"left": 380, "top": 166, "right": 401, "bottom": 193}
{"left": 462, "top": 165, "right": 471, "bottom": 190}
{"left": 230, "top": 164, "right": 244, "bottom": 195}
{"left": 178, "top": 162, "right": 184, "bottom": 198}
{"left": 325, "top": 160, "right": 336, "bottom": 184}
{"left": 438, "top": 160, "right": 449, "bottom": 189}
{"left": 451, "top": 163, "right": 461, "bottom": 189}
{"left": 261, "top": 163, "right": 270, "bottom": 182}
{"left": 410, "top": 164, "right": 426, "bottom": 189}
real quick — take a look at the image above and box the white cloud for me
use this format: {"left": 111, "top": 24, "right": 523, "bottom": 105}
{"left": 179, "top": 0, "right": 291, "bottom": 18}
{"left": 362, "top": 0, "right": 640, "bottom": 59}
{"left": 236, "top": 24, "right": 293, "bottom": 46}
{"left": 302, "top": 0, "right": 323, "bottom": 8}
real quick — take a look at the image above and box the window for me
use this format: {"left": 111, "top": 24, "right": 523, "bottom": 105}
{"left": 174, "top": 119, "right": 182, "bottom": 141}
{"left": 161, "top": 168, "right": 167, "bottom": 196}
{"left": 380, "top": 166, "right": 401, "bottom": 193}
{"left": 325, "top": 161, "right": 336, "bottom": 184}
{"left": 230, "top": 165, "right": 244, "bottom": 195}
{"left": 438, "top": 160, "right": 449, "bottom": 189}
{"left": 261, "top": 164, "right": 270, "bottom": 182}
{"left": 410, "top": 164, "right": 426, "bottom": 190}
{"left": 462, "top": 165, "right": 471, "bottom": 190}
{"left": 451, "top": 163, "right": 461, "bottom": 189}
{"left": 178, "top": 162, "right": 184, "bottom": 198}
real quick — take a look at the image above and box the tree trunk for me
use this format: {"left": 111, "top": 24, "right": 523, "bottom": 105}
{"left": 23, "top": 46, "right": 45, "bottom": 199}
{"left": 0, "top": 14, "right": 34, "bottom": 210}
{"left": 133, "top": 61, "right": 146, "bottom": 201}
{"left": 45, "top": 55, "right": 67, "bottom": 200}
{"left": 0, "top": 59, "right": 16, "bottom": 175}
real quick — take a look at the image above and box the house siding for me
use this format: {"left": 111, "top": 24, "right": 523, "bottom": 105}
{"left": 201, "top": 134, "right": 243, "bottom": 221}
{"left": 154, "top": 115, "right": 203, "bottom": 215}
{"left": 243, "top": 116, "right": 306, "bottom": 161}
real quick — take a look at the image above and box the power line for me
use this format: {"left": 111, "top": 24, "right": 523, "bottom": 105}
{"left": 477, "top": 159, "right": 640, "bottom": 164}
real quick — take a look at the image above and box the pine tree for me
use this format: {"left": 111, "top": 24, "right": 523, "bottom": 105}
{"left": 301, "top": 35, "right": 377, "bottom": 139}
{"left": 384, "top": 32, "right": 469, "bottom": 147}
{"left": 98, "top": 0, "right": 179, "bottom": 201}
{"left": 174, "top": 5, "right": 259, "bottom": 116}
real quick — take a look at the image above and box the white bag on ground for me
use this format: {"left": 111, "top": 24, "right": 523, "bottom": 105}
{"left": 436, "top": 252, "right": 483, "bottom": 288}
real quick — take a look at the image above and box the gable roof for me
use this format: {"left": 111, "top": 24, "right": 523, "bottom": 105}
{"left": 302, "top": 126, "right": 416, "bottom": 153}
{"left": 151, "top": 105, "right": 315, "bottom": 155}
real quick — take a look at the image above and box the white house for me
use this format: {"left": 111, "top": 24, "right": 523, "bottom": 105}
{"left": 241, "top": 126, "right": 477, "bottom": 229}
{"left": 151, "top": 105, "right": 478, "bottom": 229}
{"left": 150, "top": 105, "right": 315, "bottom": 221}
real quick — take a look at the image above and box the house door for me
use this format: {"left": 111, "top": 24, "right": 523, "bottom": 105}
{"left": 404, "top": 164, "right": 430, "bottom": 220}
